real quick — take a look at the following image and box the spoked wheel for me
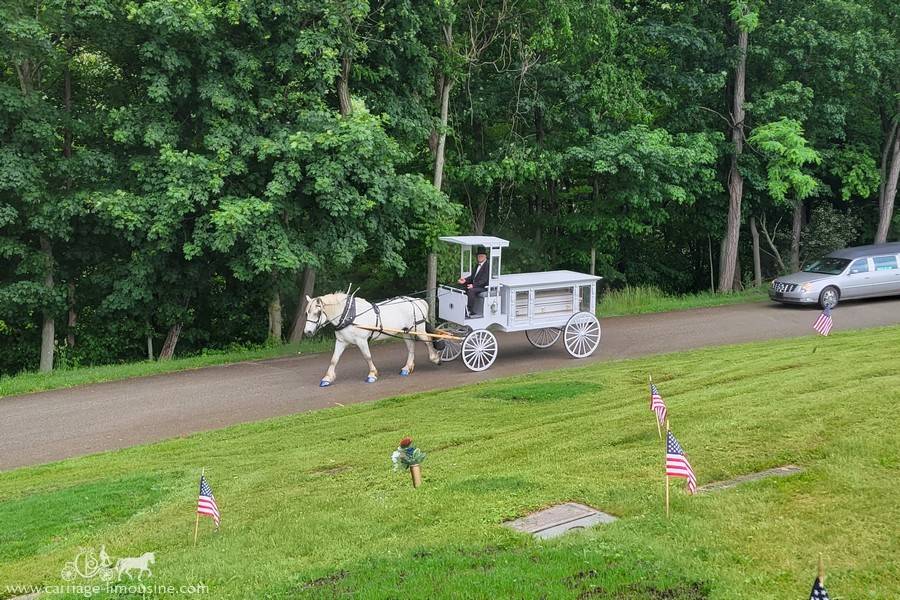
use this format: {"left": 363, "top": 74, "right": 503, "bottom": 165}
{"left": 526, "top": 328, "right": 561, "bottom": 349}
{"left": 436, "top": 322, "right": 469, "bottom": 362}
{"left": 461, "top": 329, "right": 498, "bottom": 372}
{"left": 563, "top": 312, "right": 601, "bottom": 358}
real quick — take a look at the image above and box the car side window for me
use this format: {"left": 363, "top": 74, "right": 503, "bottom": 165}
{"left": 849, "top": 258, "right": 869, "bottom": 274}
{"left": 873, "top": 256, "right": 898, "bottom": 271}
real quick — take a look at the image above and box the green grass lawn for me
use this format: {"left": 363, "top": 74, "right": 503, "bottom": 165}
{"left": 599, "top": 285, "right": 768, "bottom": 316}
{"left": 2, "top": 327, "right": 898, "bottom": 599}
{"left": 0, "top": 337, "right": 334, "bottom": 399}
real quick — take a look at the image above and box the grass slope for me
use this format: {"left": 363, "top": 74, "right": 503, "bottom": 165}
{"left": 2, "top": 327, "right": 898, "bottom": 599}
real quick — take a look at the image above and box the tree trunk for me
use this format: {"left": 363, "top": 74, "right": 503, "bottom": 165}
{"left": 473, "top": 195, "right": 487, "bottom": 234}
{"left": 718, "top": 26, "right": 749, "bottom": 292}
{"left": 66, "top": 281, "right": 76, "bottom": 348}
{"left": 750, "top": 215, "right": 762, "bottom": 287}
{"left": 147, "top": 333, "right": 154, "bottom": 361}
{"left": 875, "top": 123, "right": 900, "bottom": 244}
{"left": 267, "top": 288, "right": 283, "bottom": 342}
{"left": 733, "top": 252, "right": 743, "bottom": 290}
{"left": 425, "top": 23, "right": 453, "bottom": 323}
{"left": 63, "top": 60, "right": 72, "bottom": 160}
{"left": 289, "top": 266, "right": 317, "bottom": 343}
{"left": 426, "top": 71, "right": 450, "bottom": 319}
{"left": 39, "top": 236, "right": 55, "bottom": 372}
{"left": 760, "top": 216, "right": 787, "bottom": 273}
{"left": 591, "top": 177, "right": 600, "bottom": 275}
{"left": 433, "top": 79, "right": 452, "bottom": 191}
{"left": 158, "top": 323, "right": 183, "bottom": 361}
{"left": 790, "top": 200, "right": 803, "bottom": 271}
{"left": 337, "top": 56, "right": 352, "bottom": 117}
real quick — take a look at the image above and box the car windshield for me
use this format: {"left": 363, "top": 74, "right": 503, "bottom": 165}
{"left": 802, "top": 257, "right": 851, "bottom": 275}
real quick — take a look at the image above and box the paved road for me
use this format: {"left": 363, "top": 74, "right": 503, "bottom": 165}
{"left": 2, "top": 298, "right": 899, "bottom": 471}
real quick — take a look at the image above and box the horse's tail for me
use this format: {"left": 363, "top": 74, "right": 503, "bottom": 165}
{"left": 425, "top": 322, "right": 446, "bottom": 351}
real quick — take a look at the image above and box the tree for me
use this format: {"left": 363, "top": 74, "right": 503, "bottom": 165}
{"left": 748, "top": 118, "right": 821, "bottom": 270}
{"left": 719, "top": 1, "right": 760, "bottom": 292}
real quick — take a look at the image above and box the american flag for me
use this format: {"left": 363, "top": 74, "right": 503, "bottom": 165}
{"left": 809, "top": 577, "right": 830, "bottom": 600}
{"left": 650, "top": 382, "right": 667, "bottom": 425}
{"left": 813, "top": 306, "right": 833, "bottom": 336}
{"left": 666, "top": 430, "right": 697, "bottom": 494}
{"left": 197, "top": 475, "right": 220, "bottom": 528}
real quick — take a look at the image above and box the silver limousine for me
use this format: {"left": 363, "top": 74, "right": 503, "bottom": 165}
{"left": 770, "top": 242, "right": 900, "bottom": 308}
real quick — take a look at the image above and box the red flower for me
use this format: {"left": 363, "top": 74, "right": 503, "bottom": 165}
{"left": 400, "top": 437, "right": 413, "bottom": 448}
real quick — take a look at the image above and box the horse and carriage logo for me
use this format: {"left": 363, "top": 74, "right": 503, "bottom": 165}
{"left": 60, "top": 545, "right": 155, "bottom": 582}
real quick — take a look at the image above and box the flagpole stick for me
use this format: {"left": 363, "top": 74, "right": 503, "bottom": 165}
{"left": 665, "top": 420, "right": 670, "bottom": 518}
{"left": 193, "top": 467, "right": 204, "bottom": 547}
{"left": 650, "top": 375, "right": 662, "bottom": 440}
{"left": 818, "top": 553, "right": 825, "bottom": 583}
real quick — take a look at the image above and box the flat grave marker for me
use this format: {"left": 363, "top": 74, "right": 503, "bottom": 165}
{"left": 504, "top": 502, "right": 617, "bottom": 539}
{"left": 697, "top": 464, "right": 804, "bottom": 493}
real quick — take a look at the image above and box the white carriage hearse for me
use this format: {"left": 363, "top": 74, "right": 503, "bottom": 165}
{"left": 435, "top": 235, "right": 602, "bottom": 372}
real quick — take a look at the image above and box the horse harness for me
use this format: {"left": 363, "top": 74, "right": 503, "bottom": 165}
{"left": 332, "top": 295, "right": 425, "bottom": 341}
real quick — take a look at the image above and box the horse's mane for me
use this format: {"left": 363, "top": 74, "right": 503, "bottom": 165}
{"left": 318, "top": 292, "right": 348, "bottom": 305}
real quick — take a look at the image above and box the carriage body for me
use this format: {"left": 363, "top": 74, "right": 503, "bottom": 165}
{"left": 436, "top": 236, "right": 603, "bottom": 370}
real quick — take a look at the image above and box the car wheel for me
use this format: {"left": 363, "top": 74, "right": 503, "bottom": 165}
{"left": 819, "top": 286, "right": 839, "bottom": 309}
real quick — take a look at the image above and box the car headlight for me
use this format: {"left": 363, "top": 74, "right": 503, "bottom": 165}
{"left": 800, "top": 283, "right": 812, "bottom": 292}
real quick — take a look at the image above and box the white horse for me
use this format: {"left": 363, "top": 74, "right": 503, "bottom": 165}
{"left": 116, "top": 552, "right": 155, "bottom": 580}
{"left": 304, "top": 293, "right": 442, "bottom": 387}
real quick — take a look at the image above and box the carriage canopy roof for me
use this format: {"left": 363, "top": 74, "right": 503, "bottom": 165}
{"left": 439, "top": 235, "right": 509, "bottom": 248}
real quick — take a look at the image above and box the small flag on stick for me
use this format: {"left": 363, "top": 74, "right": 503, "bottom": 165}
{"left": 194, "top": 471, "right": 220, "bottom": 544}
{"left": 813, "top": 306, "right": 833, "bottom": 336}
{"left": 649, "top": 378, "right": 667, "bottom": 436}
{"left": 666, "top": 428, "right": 697, "bottom": 495}
{"left": 809, "top": 555, "right": 830, "bottom": 599}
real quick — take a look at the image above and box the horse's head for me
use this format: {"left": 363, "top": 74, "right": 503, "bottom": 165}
{"left": 304, "top": 293, "right": 349, "bottom": 336}
{"left": 304, "top": 296, "right": 326, "bottom": 336}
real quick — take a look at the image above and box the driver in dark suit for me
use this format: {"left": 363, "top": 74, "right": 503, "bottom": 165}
{"left": 457, "top": 247, "right": 490, "bottom": 315}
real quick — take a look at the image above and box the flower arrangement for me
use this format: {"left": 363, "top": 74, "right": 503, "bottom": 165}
{"left": 391, "top": 437, "right": 426, "bottom": 488}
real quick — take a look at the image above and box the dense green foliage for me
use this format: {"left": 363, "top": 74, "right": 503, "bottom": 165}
{"left": 1, "top": 0, "right": 898, "bottom": 375}
{"left": 2, "top": 327, "right": 899, "bottom": 598}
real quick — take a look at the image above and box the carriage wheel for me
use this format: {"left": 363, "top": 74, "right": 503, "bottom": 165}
{"left": 461, "top": 329, "right": 498, "bottom": 372}
{"left": 526, "top": 328, "right": 561, "bottom": 349}
{"left": 436, "top": 323, "right": 468, "bottom": 361}
{"left": 563, "top": 312, "right": 601, "bottom": 358}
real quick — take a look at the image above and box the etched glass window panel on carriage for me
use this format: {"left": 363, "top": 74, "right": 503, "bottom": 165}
{"left": 533, "top": 287, "right": 575, "bottom": 322}
{"left": 579, "top": 285, "right": 592, "bottom": 313}
{"left": 461, "top": 247, "right": 473, "bottom": 277}
{"left": 514, "top": 291, "right": 530, "bottom": 322}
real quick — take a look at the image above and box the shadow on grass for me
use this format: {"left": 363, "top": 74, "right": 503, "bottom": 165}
{"left": 278, "top": 541, "right": 709, "bottom": 599}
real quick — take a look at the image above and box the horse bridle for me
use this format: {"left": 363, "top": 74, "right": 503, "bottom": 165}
{"left": 306, "top": 298, "right": 330, "bottom": 335}
{"left": 306, "top": 297, "right": 353, "bottom": 335}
